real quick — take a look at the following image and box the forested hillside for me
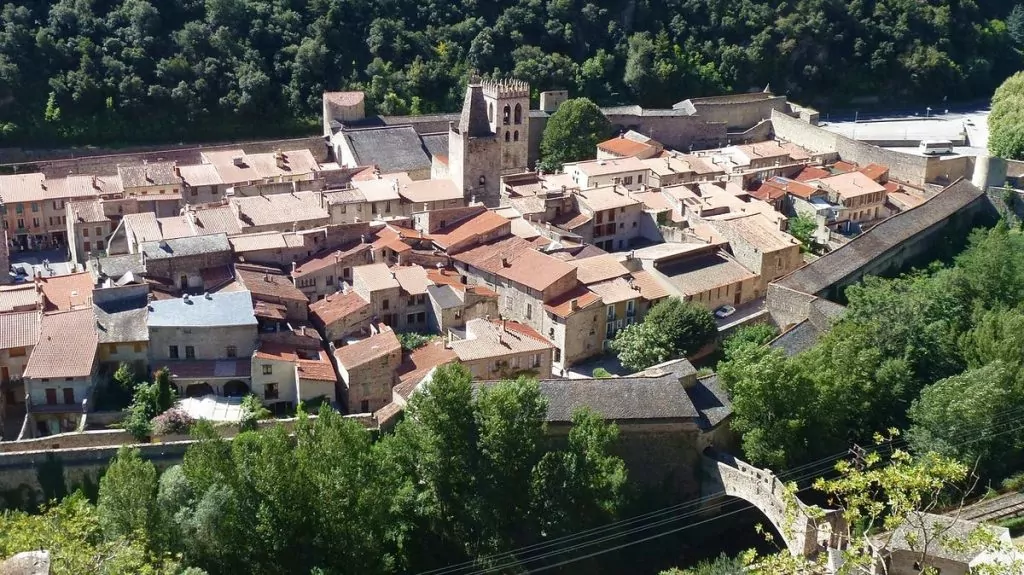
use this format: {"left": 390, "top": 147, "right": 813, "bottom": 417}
{"left": 0, "top": 0, "right": 1021, "bottom": 147}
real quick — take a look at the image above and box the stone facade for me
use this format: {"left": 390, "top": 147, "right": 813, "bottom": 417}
{"left": 148, "top": 324, "right": 257, "bottom": 363}
{"left": 335, "top": 329, "right": 401, "bottom": 413}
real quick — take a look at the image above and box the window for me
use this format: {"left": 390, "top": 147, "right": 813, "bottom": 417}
{"left": 94, "top": 226, "right": 102, "bottom": 236}
{"left": 638, "top": 175, "right": 643, "bottom": 184}
{"left": 627, "top": 300, "right": 636, "bottom": 316}
{"left": 16, "top": 218, "right": 24, "bottom": 229}
{"left": 548, "top": 327, "right": 555, "bottom": 339}
{"left": 185, "top": 346, "right": 195, "bottom": 359}
{"left": 606, "top": 322, "right": 615, "bottom": 338}
{"left": 532, "top": 353, "right": 541, "bottom": 368}
{"left": 190, "top": 188, "right": 197, "bottom": 196}
{"left": 169, "top": 345, "right": 179, "bottom": 359}
{"left": 82, "top": 227, "right": 89, "bottom": 237}
{"left": 385, "top": 201, "right": 391, "bottom": 213}
{"left": 619, "top": 222, "right": 624, "bottom": 229}
{"left": 623, "top": 176, "right": 633, "bottom": 185}
{"left": 382, "top": 299, "right": 389, "bottom": 311}
{"left": 510, "top": 356, "right": 519, "bottom": 369}
{"left": 31, "top": 202, "right": 38, "bottom": 212}
{"left": 343, "top": 267, "right": 352, "bottom": 280}
{"left": 226, "top": 346, "right": 237, "bottom": 358}
{"left": 45, "top": 388, "right": 57, "bottom": 405}
{"left": 63, "top": 388, "right": 75, "bottom": 405}
{"left": 554, "top": 349, "right": 561, "bottom": 363}
{"left": 503, "top": 105, "right": 511, "bottom": 125}
{"left": 408, "top": 296, "right": 416, "bottom": 307}
{"left": 525, "top": 302, "right": 532, "bottom": 319}
{"left": 606, "top": 305, "right": 616, "bottom": 320}
{"left": 83, "top": 241, "right": 91, "bottom": 252}
{"left": 326, "top": 275, "right": 334, "bottom": 286}
{"left": 417, "top": 312, "right": 425, "bottom": 323}
{"left": 514, "top": 103, "right": 522, "bottom": 124}
{"left": 15, "top": 204, "right": 23, "bottom": 214}
{"left": 32, "top": 218, "right": 38, "bottom": 227}
{"left": 264, "top": 383, "right": 279, "bottom": 400}
{"left": 371, "top": 203, "right": 378, "bottom": 214}
{"left": 97, "top": 241, "right": 104, "bottom": 250}
{"left": 360, "top": 400, "right": 370, "bottom": 413}
{"left": 513, "top": 130, "right": 519, "bottom": 141}
{"left": 504, "top": 131, "right": 510, "bottom": 142}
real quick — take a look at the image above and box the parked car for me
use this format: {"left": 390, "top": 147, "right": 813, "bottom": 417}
{"left": 714, "top": 305, "right": 737, "bottom": 319}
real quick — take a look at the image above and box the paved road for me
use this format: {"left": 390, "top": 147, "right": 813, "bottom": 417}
{"left": 716, "top": 297, "right": 766, "bottom": 330}
{"left": 819, "top": 103, "right": 990, "bottom": 150}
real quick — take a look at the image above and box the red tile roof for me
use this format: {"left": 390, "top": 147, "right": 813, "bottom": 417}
{"left": 760, "top": 177, "right": 821, "bottom": 200}
{"left": 292, "top": 243, "right": 371, "bottom": 276}
{"left": 832, "top": 161, "right": 858, "bottom": 173}
{"left": 454, "top": 236, "right": 576, "bottom": 293}
{"left": 236, "top": 265, "right": 308, "bottom": 302}
{"left": 309, "top": 290, "right": 370, "bottom": 326}
{"left": 334, "top": 328, "right": 401, "bottom": 370}
{"left": 597, "top": 137, "right": 655, "bottom": 158}
{"left": 858, "top": 163, "right": 889, "bottom": 182}
{"left": 793, "top": 166, "right": 830, "bottom": 182}
{"left": 256, "top": 343, "right": 337, "bottom": 382}
{"left": 395, "top": 339, "right": 457, "bottom": 395}
{"left": 38, "top": 272, "right": 94, "bottom": 311}
{"left": 629, "top": 270, "right": 671, "bottom": 301}
{"left": 0, "top": 310, "right": 40, "bottom": 350}
{"left": 430, "top": 211, "right": 510, "bottom": 252}
{"left": 23, "top": 309, "right": 97, "bottom": 379}
{"left": 543, "top": 285, "right": 603, "bottom": 318}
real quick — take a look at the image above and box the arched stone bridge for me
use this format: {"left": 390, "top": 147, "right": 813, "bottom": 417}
{"left": 702, "top": 449, "right": 847, "bottom": 558}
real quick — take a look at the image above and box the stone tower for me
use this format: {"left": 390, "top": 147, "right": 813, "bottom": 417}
{"left": 449, "top": 77, "right": 530, "bottom": 207}
{"left": 482, "top": 78, "right": 530, "bottom": 174}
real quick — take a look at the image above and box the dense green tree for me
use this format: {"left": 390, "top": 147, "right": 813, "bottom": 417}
{"left": 989, "top": 72, "right": 1024, "bottom": 160}
{"left": 721, "top": 323, "right": 777, "bottom": 359}
{"left": 1010, "top": 5, "right": 1024, "bottom": 46}
{"left": 787, "top": 215, "right": 817, "bottom": 251}
{"left": 539, "top": 97, "right": 611, "bottom": 170}
{"left": 612, "top": 297, "right": 717, "bottom": 371}
{"left": 909, "top": 361, "right": 1024, "bottom": 480}
{"left": 96, "top": 446, "right": 158, "bottom": 541}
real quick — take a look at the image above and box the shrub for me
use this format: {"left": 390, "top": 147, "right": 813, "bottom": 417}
{"left": 240, "top": 394, "right": 271, "bottom": 432}
{"left": 398, "top": 332, "right": 432, "bottom": 351}
{"left": 123, "top": 403, "right": 152, "bottom": 442}
{"left": 151, "top": 408, "right": 196, "bottom": 436}
{"left": 1002, "top": 472, "right": 1024, "bottom": 492}
{"left": 592, "top": 367, "right": 612, "bottom": 378}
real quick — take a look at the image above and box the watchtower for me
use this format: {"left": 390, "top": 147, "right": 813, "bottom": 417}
{"left": 482, "top": 79, "right": 530, "bottom": 174}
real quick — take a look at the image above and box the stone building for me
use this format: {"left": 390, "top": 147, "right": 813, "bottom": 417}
{"left": 574, "top": 185, "right": 645, "bottom": 251}
{"left": 708, "top": 213, "right": 803, "bottom": 297}
{"left": 449, "top": 318, "right": 555, "bottom": 380}
{"left": 139, "top": 234, "right": 232, "bottom": 292}
{"left": 564, "top": 157, "right": 651, "bottom": 191}
{"left": 0, "top": 310, "right": 40, "bottom": 419}
{"left": 449, "top": 79, "right": 531, "bottom": 207}
{"left": 117, "top": 162, "right": 183, "bottom": 217}
{"left": 291, "top": 241, "right": 374, "bottom": 301}
{"left": 309, "top": 289, "right": 372, "bottom": 344}
{"left": 93, "top": 294, "right": 149, "bottom": 375}
{"left": 148, "top": 290, "right": 258, "bottom": 397}
{"left": 333, "top": 325, "right": 401, "bottom": 413}
{"left": 234, "top": 263, "right": 309, "bottom": 324}
{"left": 251, "top": 340, "right": 338, "bottom": 412}
{"left": 65, "top": 198, "right": 112, "bottom": 268}
{"left": 22, "top": 309, "right": 98, "bottom": 436}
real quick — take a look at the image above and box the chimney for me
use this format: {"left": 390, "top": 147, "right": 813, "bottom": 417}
{"left": 501, "top": 257, "right": 510, "bottom": 267}
{"left": 91, "top": 175, "right": 99, "bottom": 189}
{"left": 173, "top": 161, "right": 181, "bottom": 179}
{"left": 291, "top": 261, "right": 297, "bottom": 274}
{"left": 570, "top": 298, "right": 578, "bottom": 311}
{"left": 205, "top": 292, "right": 212, "bottom": 299}
{"left": 264, "top": 272, "right": 270, "bottom": 282}
{"left": 183, "top": 293, "right": 190, "bottom": 303}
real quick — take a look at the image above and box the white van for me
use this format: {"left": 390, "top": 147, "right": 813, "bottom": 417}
{"left": 919, "top": 140, "right": 953, "bottom": 155}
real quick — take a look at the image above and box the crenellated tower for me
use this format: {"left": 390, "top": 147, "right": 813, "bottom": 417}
{"left": 482, "top": 79, "right": 530, "bottom": 174}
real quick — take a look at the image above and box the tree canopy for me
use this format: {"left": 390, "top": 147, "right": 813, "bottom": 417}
{"left": 539, "top": 97, "right": 611, "bottom": 170}
{"left": 611, "top": 297, "right": 717, "bottom": 371}
{"left": 0, "top": 0, "right": 1019, "bottom": 148}
{"left": 989, "top": 71, "right": 1024, "bottom": 160}
{"left": 6, "top": 366, "right": 626, "bottom": 574}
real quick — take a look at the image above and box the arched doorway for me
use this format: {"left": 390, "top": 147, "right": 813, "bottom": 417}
{"left": 185, "top": 382, "right": 214, "bottom": 397}
{"left": 223, "top": 380, "right": 250, "bottom": 397}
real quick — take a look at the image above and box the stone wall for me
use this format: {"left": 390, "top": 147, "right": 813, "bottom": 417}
{"left": 766, "top": 283, "right": 818, "bottom": 329}
{"left": 0, "top": 429, "right": 132, "bottom": 453}
{"left": 149, "top": 324, "right": 258, "bottom": 362}
{"left": 689, "top": 95, "right": 789, "bottom": 130}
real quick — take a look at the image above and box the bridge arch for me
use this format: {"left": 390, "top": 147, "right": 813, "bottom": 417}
{"left": 701, "top": 449, "right": 847, "bottom": 558}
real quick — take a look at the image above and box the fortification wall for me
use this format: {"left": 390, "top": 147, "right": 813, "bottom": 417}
{"left": 690, "top": 95, "right": 788, "bottom": 130}
{"left": 766, "top": 284, "right": 818, "bottom": 329}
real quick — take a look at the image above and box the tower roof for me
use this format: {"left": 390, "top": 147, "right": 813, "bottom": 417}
{"left": 458, "top": 83, "right": 492, "bottom": 138}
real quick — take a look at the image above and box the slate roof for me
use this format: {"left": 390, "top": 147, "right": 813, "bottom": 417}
{"left": 459, "top": 84, "right": 492, "bottom": 137}
{"left": 192, "top": 205, "right": 243, "bottom": 236}
{"left": 140, "top": 233, "right": 231, "bottom": 260}
{"left": 148, "top": 290, "right": 257, "bottom": 327}
{"left": 656, "top": 251, "right": 757, "bottom": 297}
{"left": 419, "top": 132, "right": 449, "bottom": 159}
{"left": 427, "top": 284, "right": 462, "bottom": 309}
{"left": 24, "top": 309, "right": 98, "bottom": 379}
{"left": 235, "top": 265, "right": 308, "bottom": 302}
{"left": 68, "top": 199, "right": 106, "bottom": 223}
{"left": 776, "top": 179, "right": 986, "bottom": 296}
{"left": 887, "top": 513, "right": 1007, "bottom": 563}
{"left": 0, "top": 310, "right": 40, "bottom": 349}
{"left": 689, "top": 374, "right": 733, "bottom": 430}
{"left": 93, "top": 298, "right": 149, "bottom": 343}
{"left": 178, "top": 163, "right": 223, "bottom": 187}
{"left": 769, "top": 319, "right": 823, "bottom": 357}
{"left": 153, "top": 359, "right": 251, "bottom": 380}
{"left": 341, "top": 126, "right": 433, "bottom": 174}
{"left": 532, "top": 377, "right": 698, "bottom": 423}
{"left": 87, "top": 253, "right": 145, "bottom": 285}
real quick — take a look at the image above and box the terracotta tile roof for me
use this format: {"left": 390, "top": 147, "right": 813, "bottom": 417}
{"left": 569, "top": 254, "right": 630, "bottom": 285}
{"left": 157, "top": 216, "right": 197, "bottom": 240}
{"left": 632, "top": 190, "right": 673, "bottom": 211}
{"left": 453, "top": 236, "right": 576, "bottom": 293}
{"left": 254, "top": 301, "right": 287, "bottom": 320}
{"left": 235, "top": 264, "right": 308, "bottom": 302}
{"left": 588, "top": 277, "right": 640, "bottom": 304}
{"left": 352, "top": 174, "right": 407, "bottom": 203}
{"left": 118, "top": 162, "right": 181, "bottom": 189}
{"left": 61, "top": 174, "right": 123, "bottom": 199}
{"left": 751, "top": 181, "right": 787, "bottom": 203}
{"left": 449, "top": 319, "right": 554, "bottom": 362}
{"left": 256, "top": 343, "right": 336, "bottom": 382}
{"left": 325, "top": 91, "right": 365, "bottom": 107}
{"left": 713, "top": 213, "right": 800, "bottom": 253}
{"left": 550, "top": 211, "right": 592, "bottom": 230}
{"left": 232, "top": 191, "right": 329, "bottom": 228}
{"left": 23, "top": 309, "right": 97, "bottom": 379}
{"left": 427, "top": 267, "right": 467, "bottom": 290}
{"left": 544, "top": 285, "right": 603, "bottom": 318}
{"left": 568, "top": 156, "right": 648, "bottom": 177}
{"left": 293, "top": 243, "right": 371, "bottom": 276}
{"left": 760, "top": 176, "right": 821, "bottom": 200}
{"left": 597, "top": 137, "right": 655, "bottom": 158}
{"left": 398, "top": 179, "right": 463, "bottom": 204}
{"left": 629, "top": 270, "right": 671, "bottom": 301}
{"left": 67, "top": 199, "right": 106, "bottom": 223}
{"left": 38, "top": 272, "right": 94, "bottom": 311}
{"left": 510, "top": 218, "right": 540, "bottom": 239}
{"left": 178, "top": 163, "right": 223, "bottom": 187}
{"left": 192, "top": 205, "right": 243, "bottom": 236}
{"left": 0, "top": 310, "right": 40, "bottom": 349}
{"left": 430, "top": 210, "right": 509, "bottom": 251}
{"left": 152, "top": 359, "right": 251, "bottom": 380}
{"left": 0, "top": 173, "right": 52, "bottom": 204}
{"left": 576, "top": 186, "right": 642, "bottom": 212}
{"left": 832, "top": 160, "right": 858, "bottom": 173}
{"left": 296, "top": 354, "right": 337, "bottom": 381}
{"left": 887, "top": 191, "right": 925, "bottom": 210}
{"left": 793, "top": 166, "right": 831, "bottom": 182}
{"left": 396, "top": 339, "right": 457, "bottom": 393}
{"left": 354, "top": 263, "right": 401, "bottom": 291}
{"left": 858, "top": 163, "right": 889, "bottom": 182}
{"left": 309, "top": 290, "right": 370, "bottom": 325}
{"left": 819, "top": 171, "right": 886, "bottom": 199}
{"left": 0, "top": 285, "right": 38, "bottom": 313}
{"left": 391, "top": 265, "right": 432, "bottom": 295}
{"left": 334, "top": 328, "right": 401, "bottom": 370}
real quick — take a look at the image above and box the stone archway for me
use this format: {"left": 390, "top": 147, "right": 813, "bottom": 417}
{"left": 185, "top": 383, "right": 214, "bottom": 397}
{"left": 222, "top": 380, "right": 250, "bottom": 397}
